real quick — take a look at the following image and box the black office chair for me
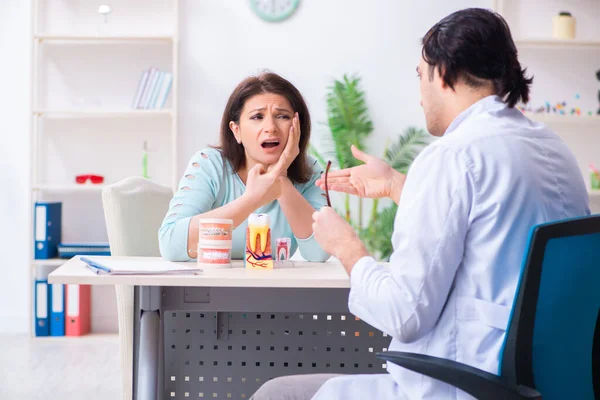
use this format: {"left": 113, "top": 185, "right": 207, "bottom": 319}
{"left": 377, "top": 215, "right": 600, "bottom": 400}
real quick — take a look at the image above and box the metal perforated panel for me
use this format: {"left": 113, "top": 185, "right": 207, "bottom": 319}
{"left": 164, "top": 311, "right": 392, "bottom": 399}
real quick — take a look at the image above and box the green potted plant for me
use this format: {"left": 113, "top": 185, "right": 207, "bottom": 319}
{"left": 311, "top": 74, "right": 429, "bottom": 261}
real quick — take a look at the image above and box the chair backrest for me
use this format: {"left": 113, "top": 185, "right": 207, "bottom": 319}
{"left": 102, "top": 177, "right": 173, "bottom": 257}
{"left": 500, "top": 214, "right": 600, "bottom": 399}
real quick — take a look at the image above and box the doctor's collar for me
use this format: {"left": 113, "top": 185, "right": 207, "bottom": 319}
{"left": 444, "top": 95, "right": 503, "bottom": 136}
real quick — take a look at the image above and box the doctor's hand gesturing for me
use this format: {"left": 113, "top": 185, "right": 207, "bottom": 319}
{"left": 315, "top": 145, "right": 406, "bottom": 204}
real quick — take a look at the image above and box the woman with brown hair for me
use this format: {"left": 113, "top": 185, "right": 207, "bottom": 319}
{"left": 159, "top": 72, "right": 330, "bottom": 262}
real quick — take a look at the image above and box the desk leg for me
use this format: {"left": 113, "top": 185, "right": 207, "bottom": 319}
{"left": 134, "top": 286, "right": 163, "bottom": 400}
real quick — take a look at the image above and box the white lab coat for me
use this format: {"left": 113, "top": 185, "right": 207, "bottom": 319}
{"left": 312, "top": 96, "right": 590, "bottom": 400}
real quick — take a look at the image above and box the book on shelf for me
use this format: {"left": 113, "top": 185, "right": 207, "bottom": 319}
{"left": 131, "top": 69, "right": 150, "bottom": 109}
{"left": 58, "top": 243, "right": 111, "bottom": 259}
{"left": 132, "top": 67, "right": 172, "bottom": 109}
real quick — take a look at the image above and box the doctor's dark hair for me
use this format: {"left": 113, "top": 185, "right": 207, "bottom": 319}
{"left": 218, "top": 72, "right": 312, "bottom": 184}
{"left": 421, "top": 8, "right": 533, "bottom": 108}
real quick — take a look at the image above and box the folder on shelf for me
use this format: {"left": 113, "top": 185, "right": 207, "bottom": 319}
{"left": 33, "top": 264, "right": 57, "bottom": 337}
{"left": 34, "top": 277, "right": 49, "bottom": 337}
{"left": 58, "top": 243, "right": 111, "bottom": 258}
{"left": 80, "top": 256, "right": 202, "bottom": 275}
{"left": 34, "top": 202, "right": 62, "bottom": 259}
{"left": 49, "top": 283, "right": 65, "bottom": 336}
{"left": 65, "top": 284, "right": 91, "bottom": 336}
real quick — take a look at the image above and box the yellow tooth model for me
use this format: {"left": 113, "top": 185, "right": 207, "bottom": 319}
{"left": 246, "top": 213, "right": 273, "bottom": 269}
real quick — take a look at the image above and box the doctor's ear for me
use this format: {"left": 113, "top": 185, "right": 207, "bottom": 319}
{"left": 435, "top": 65, "right": 450, "bottom": 90}
{"left": 229, "top": 121, "right": 242, "bottom": 144}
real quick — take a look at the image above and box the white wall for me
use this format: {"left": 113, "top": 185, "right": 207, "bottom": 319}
{"left": 0, "top": 1, "right": 32, "bottom": 333}
{"left": 3, "top": 0, "right": 599, "bottom": 334}
{"left": 178, "top": 0, "right": 490, "bottom": 169}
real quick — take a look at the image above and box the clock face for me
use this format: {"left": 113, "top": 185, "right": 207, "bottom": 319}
{"left": 249, "top": 0, "right": 300, "bottom": 22}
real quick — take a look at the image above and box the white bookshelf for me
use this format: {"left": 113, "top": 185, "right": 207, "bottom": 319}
{"left": 29, "top": 0, "right": 180, "bottom": 337}
{"left": 34, "top": 34, "right": 174, "bottom": 43}
{"left": 515, "top": 39, "right": 600, "bottom": 49}
{"left": 524, "top": 113, "right": 600, "bottom": 124}
{"left": 32, "top": 184, "right": 106, "bottom": 192}
{"left": 33, "top": 258, "right": 66, "bottom": 267}
{"left": 33, "top": 109, "right": 174, "bottom": 118}
{"left": 493, "top": 0, "right": 600, "bottom": 211}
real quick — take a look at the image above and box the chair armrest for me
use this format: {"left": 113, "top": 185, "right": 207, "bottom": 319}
{"left": 376, "top": 351, "right": 541, "bottom": 400}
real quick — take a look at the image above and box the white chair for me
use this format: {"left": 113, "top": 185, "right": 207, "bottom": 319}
{"left": 102, "top": 177, "right": 173, "bottom": 400}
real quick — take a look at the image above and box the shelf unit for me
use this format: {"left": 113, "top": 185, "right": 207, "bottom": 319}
{"left": 29, "top": 0, "right": 180, "bottom": 337}
{"left": 493, "top": 1, "right": 600, "bottom": 205}
{"left": 32, "top": 184, "right": 106, "bottom": 192}
{"left": 32, "top": 258, "right": 67, "bottom": 267}
{"left": 33, "top": 109, "right": 174, "bottom": 118}
{"left": 493, "top": 0, "right": 600, "bottom": 49}
{"left": 523, "top": 113, "right": 600, "bottom": 124}
{"left": 34, "top": 34, "right": 174, "bottom": 42}
{"left": 515, "top": 39, "right": 600, "bottom": 49}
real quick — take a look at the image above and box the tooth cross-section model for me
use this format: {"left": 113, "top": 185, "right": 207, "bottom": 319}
{"left": 245, "top": 213, "right": 273, "bottom": 269}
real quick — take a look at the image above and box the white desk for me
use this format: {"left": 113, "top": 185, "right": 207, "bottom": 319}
{"left": 50, "top": 256, "right": 351, "bottom": 288}
{"left": 49, "top": 257, "right": 390, "bottom": 400}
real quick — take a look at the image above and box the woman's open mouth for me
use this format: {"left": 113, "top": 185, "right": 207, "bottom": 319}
{"left": 261, "top": 139, "right": 281, "bottom": 150}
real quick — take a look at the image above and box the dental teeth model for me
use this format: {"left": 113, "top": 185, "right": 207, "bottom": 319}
{"left": 275, "top": 237, "right": 292, "bottom": 268}
{"left": 245, "top": 213, "right": 273, "bottom": 269}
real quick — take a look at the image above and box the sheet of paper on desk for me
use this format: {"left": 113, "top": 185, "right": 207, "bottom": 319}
{"left": 81, "top": 256, "right": 202, "bottom": 275}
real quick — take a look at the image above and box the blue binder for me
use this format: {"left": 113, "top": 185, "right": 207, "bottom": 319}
{"left": 49, "top": 283, "right": 65, "bottom": 336}
{"left": 34, "top": 202, "right": 62, "bottom": 259}
{"left": 34, "top": 278, "right": 49, "bottom": 336}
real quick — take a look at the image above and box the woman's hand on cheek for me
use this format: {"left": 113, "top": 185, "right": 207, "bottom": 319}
{"left": 268, "top": 112, "right": 301, "bottom": 177}
{"left": 244, "top": 164, "right": 283, "bottom": 208}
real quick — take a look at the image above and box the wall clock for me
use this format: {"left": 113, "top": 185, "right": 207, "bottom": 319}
{"left": 249, "top": 0, "right": 300, "bottom": 22}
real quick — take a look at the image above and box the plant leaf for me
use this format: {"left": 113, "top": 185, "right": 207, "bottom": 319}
{"left": 360, "top": 204, "right": 398, "bottom": 261}
{"left": 384, "top": 126, "right": 430, "bottom": 174}
{"left": 309, "top": 145, "right": 327, "bottom": 169}
{"left": 326, "top": 74, "right": 373, "bottom": 169}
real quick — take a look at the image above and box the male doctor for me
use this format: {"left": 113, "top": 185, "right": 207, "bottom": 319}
{"left": 251, "top": 7, "right": 590, "bottom": 400}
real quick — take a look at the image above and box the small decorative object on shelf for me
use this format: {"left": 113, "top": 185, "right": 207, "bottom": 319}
{"left": 590, "top": 164, "right": 600, "bottom": 190}
{"left": 517, "top": 93, "right": 600, "bottom": 117}
{"left": 98, "top": 5, "right": 112, "bottom": 23}
{"left": 552, "top": 11, "right": 576, "bottom": 40}
{"left": 97, "top": 5, "right": 112, "bottom": 35}
{"left": 75, "top": 174, "right": 104, "bottom": 184}
{"left": 142, "top": 141, "right": 150, "bottom": 179}
{"left": 518, "top": 95, "right": 595, "bottom": 117}
{"left": 596, "top": 69, "right": 600, "bottom": 115}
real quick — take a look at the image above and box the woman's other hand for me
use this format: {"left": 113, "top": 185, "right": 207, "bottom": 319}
{"left": 244, "top": 163, "right": 283, "bottom": 208}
